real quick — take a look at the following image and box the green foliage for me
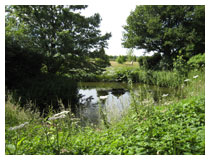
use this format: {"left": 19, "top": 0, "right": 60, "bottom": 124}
{"left": 187, "top": 53, "right": 205, "bottom": 70}
{"left": 138, "top": 53, "right": 162, "bottom": 70}
{"left": 5, "top": 5, "right": 111, "bottom": 114}
{"left": 116, "top": 55, "right": 127, "bottom": 64}
{"left": 173, "top": 53, "right": 189, "bottom": 75}
{"left": 5, "top": 95, "right": 34, "bottom": 128}
{"left": 108, "top": 55, "right": 118, "bottom": 61}
{"left": 5, "top": 71, "right": 205, "bottom": 155}
{"left": 123, "top": 5, "right": 205, "bottom": 69}
{"left": 5, "top": 41, "right": 44, "bottom": 89}
{"left": 12, "top": 74, "right": 78, "bottom": 114}
{"left": 5, "top": 92, "right": 205, "bottom": 155}
{"left": 126, "top": 48, "right": 136, "bottom": 62}
{"left": 6, "top": 5, "right": 111, "bottom": 75}
{"left": 100, "top": 67, "right": 184, "bottom": 87}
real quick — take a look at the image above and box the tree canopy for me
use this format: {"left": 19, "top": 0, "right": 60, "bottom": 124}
{"left": 122, "top": 5, "right": 205, "bottom": 68}
{"left": 6, "top": 5, "right": 111, "bottom": 75}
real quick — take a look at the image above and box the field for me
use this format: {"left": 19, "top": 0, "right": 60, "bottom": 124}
{"left": 109, "top": 61, "right": 139, "bottom": 68}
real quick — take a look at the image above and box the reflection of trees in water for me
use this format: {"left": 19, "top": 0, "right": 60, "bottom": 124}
{"left": 97, "top": 90, "right": 109, "bottom": 97}
{"left": 111, "top": 89, "right": 126, "bottom": 98}
{"left": 78, "top": 88, "right": 128, "bottom": 126}
{"left": 77, "top": 95, "right": 101, "bottom": 126}
{"left": 97, "top": 90, "right": 109, "bottom": 105}
{"left": 97, "top": 88, "right": 127, "bottom": 98}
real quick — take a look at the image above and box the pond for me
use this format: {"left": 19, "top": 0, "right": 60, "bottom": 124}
{"left": 76, "top": 82, "right": 181, "bottom": 126}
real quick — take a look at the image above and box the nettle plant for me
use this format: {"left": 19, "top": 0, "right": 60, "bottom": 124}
{"left": 6, "top": 110, "right": 80, "bottom": 155}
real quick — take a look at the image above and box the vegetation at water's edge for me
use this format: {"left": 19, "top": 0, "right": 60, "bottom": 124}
{"left": 5, "top": 71, "right": 205, "bottom": 155}
{"left": 5, "top": 5, "right": 205, "bottom": 155}
{"left": 6, "top": 5, "right": 205, "bottom": 113}
{"left": 74, "top": 53, "right": 205, "bottom": 88}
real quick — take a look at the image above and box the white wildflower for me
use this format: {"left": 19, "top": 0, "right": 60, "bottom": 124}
{"left": 193, "top": 75, "right": 199, "bottom": 79}
{"left": 162, "top": 94, "right": 169, "bottom": 97}
{"left": 9, "top": 122, "right": 29, "bottom": 131}
{"left": 184, "top": 79, "right": 190, "bottom": 82}
{"left": 48, "top": 111, "right": 70, "bottom": 121}
{"left": 48, "top": 114, "right": 66, "bottom": 121}
{"left": 72, "top": 118, "right": 80, "bottom": 121}
{"left": 53, "top": 111, "right": 70, "bottom": 117}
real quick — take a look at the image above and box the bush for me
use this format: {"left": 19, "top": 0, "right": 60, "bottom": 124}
{"left": 187, "top": 53, "right": 205, "bottom": 70}
{"left": 116, "top": 55, "right": 127, "bottom": 64}
{"left": 5, "top": 42, "right": 44, "bottom": 89}
{"left": 13, "top": 74, "right": 79, "bottom": 114}
{"left": 173, "top": 54, "right": 189, "bottom": 75}
{"left": 138, "top": 53, "right": 162, "bottom": 70}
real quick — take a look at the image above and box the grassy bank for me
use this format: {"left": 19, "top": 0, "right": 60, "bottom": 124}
{"left": 5, "top": 71, "right": 205, "bottom": 155}
{"left": 78, "top": 61, "right": 196, "bottom": 88}
{"left": 99, "top": 66, "right": 185, "bottom": 87}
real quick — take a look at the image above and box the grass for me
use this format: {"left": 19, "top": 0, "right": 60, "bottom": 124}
{"left": 109, "top": 61, "right": 139, "bottom": 68}
{"left": 74, "top": 61, "right": 189, "bottom": 88}
{"left": 99, "top": 65, "right": 186, "bottom": 87}
{"left": 5, "top": 70, "right": 205, "bottom": 155}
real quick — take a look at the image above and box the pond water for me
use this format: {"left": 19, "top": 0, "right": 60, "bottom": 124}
{"left": 76, "top": 82, "right": 180, "bottom": 125}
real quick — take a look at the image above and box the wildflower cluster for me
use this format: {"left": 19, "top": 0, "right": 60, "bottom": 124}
{"left": 48, "top": 111, "right": 70, "bottom": 121}
{"left": 162, "top": 94, "right": 169, "bottom": 98}
{"left": 193, "top": 75, "right": 199, "bottom": 79}
{"left": 9, "top": 122, "right": 29, "bottom": 131}
{"left": 184, "top": 75, "right": 199, "bottom": 82}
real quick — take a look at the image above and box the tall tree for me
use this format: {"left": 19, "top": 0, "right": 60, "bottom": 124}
{"left": 6, "top": 5, "right": 111, "bottom": 74}
{"left": 122, "top": 5, "right": 205, "bottom": 68}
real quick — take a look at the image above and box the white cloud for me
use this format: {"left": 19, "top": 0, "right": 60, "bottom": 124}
{"left": 81, "top": 4, "right": 147, "bottom": 56}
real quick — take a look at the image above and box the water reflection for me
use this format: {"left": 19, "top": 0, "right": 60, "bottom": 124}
{"left": 111, "top": 88, "right": 126, "bottom": 98}
{"left": 77, "top": 82, "right": 176, "bottom": 125}
{"left": 78, "top": 85, "right": 130, "bottom": 125}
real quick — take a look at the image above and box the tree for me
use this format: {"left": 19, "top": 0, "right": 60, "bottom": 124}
{"left": 126, "top": 48, "right": 135, "bottom": 62}
{"left": 6, "top": 5, "right": 111, "bottom": 74}
{"left": 122, "top": 5, "right": 205, "bottom": 69}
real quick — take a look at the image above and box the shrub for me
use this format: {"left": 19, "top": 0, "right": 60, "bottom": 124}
{"left": 187, "top": 53, "right": 205, "bottom": 70}
{"left": 138, "top": 53, "right": 162, "bottom": 70}
{"left": 116, "top": 56, "right": 127, "bottom": 64}
{"left": 13, "top": 74, "right": 79, "bottom": 114}
{"left": 5, "top": 42, "right": 44, "bottom": 89}
{"left": 173, "top": 54, "right": 189, "bottom": 75}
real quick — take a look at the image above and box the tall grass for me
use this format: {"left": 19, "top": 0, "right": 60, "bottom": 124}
{"left": 5, "top": 94, "right": 40, "bottom": 127}
{"left": 5, "top": 70, "right": 205, "bottom": 155}
{"left": 100, "top": 66, "right": 185, "bottom": 87}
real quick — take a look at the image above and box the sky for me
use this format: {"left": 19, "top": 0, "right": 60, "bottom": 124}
{"left": 81, "top": 4, "right": 146, "bottom": 56}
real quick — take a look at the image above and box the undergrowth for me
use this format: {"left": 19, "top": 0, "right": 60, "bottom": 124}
{"left": 98, "top": 67, "right": 186, "bottom": 87}
{"left": 5, "top": 71, "right": 205, "bottom": 155}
